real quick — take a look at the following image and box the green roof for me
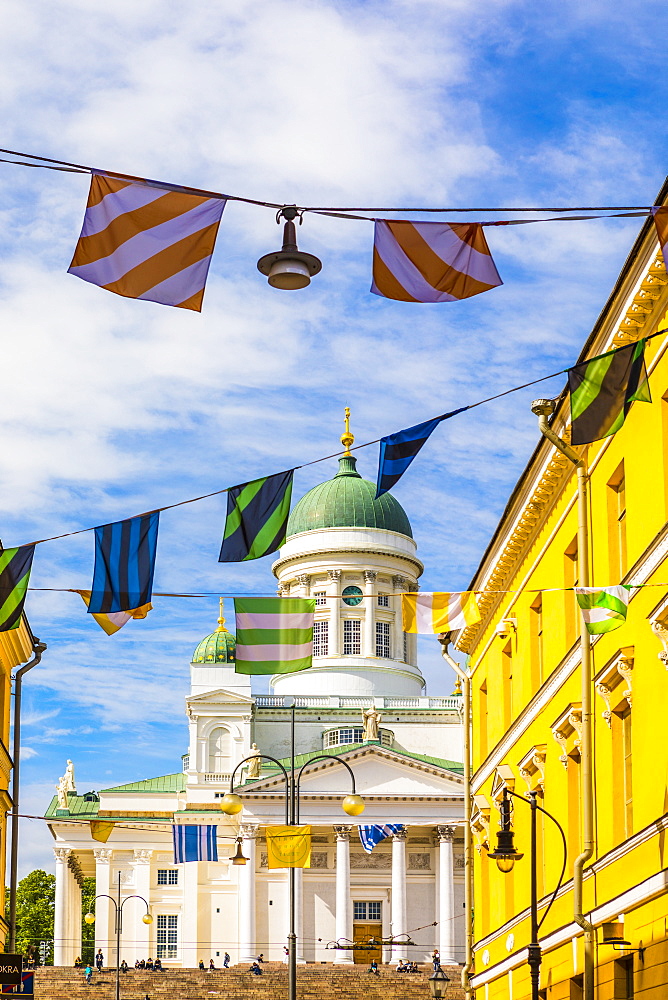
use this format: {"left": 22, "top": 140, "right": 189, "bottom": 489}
{"left": 242, "top": 743, "right": 463, "bottom": 784}
{"left": 103, "top": 773, "right": 186, "bottom": 793}
{"left": 45, "top": 794, "right": 101, "bottom": 819}
{"left": 287, "top": 455, "right": 412, "bottom": 538}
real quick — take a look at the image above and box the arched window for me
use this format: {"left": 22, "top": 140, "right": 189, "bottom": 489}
{"left": 208, "top": 727, "right": 231, "bottom": 773}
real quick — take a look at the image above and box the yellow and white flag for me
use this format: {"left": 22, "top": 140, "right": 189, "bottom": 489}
{"left": 265, "top": 826, "right": 311, "bottom": 869}
{"left": 402, "top": 592, "right": 481, "bottom": 634}
{"left": 77, "top": 590, "right": 152, "bottom": 636}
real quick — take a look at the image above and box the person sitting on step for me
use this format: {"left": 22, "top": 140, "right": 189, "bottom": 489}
{"left": 199, "top": 960, "right": 205, "bottom": 970}
{"left": 120, "top": 960, "right": 128, "bottom": 973}
{"left": 250, "top": 961, "right": 263, "bottom": 975}
{"left": 153, "top": 958, "right": 162, "bottom": 971}
{"left": 146, "top": 958, "right": 154, "bottom": 971}
{"left": 209, "top": 959, "right": 216, "bottom": 970}
{"left": 367, "top": 959, "right": 379, "bottom": 975}
{"left": 396, "top": 959, "right": 406, "bottom": 972}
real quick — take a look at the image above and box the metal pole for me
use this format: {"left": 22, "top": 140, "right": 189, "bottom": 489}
{"left": 8, "top": 639, "right": 46, "bottom": 951}
{"left": 288, "top": 703, "right": 296, "bottom": 1000}
{"left": 115, "top": 871, "right": 121, "bottom": 1000}
{"left": 527, "top": 792, "right": 541, "bottom": 1000}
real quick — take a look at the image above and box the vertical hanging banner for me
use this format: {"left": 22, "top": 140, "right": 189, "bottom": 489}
{"left": 88, "top": 512, "right": 159, "bottom": 614}
{"left": 0, "top": 546, "right": 35, "bottom": 632}
{"left": 219, "top": 471, "right": 294, "bottom": 562}
{"left": 371, "top": 220, "right": 503, "bottom": 302}
{"left": 568, "top": 340, "right": 651, "bottom": 445}
{"left": 376, "top": 408, "right": 469, "bottom": 497}
{"left": 68, "top": 173, "right": 226, "bottom": 311}
{"left": 172, "top": 825, "right": 218, "bottom": 863}
{"left": 402, "top": 592, "right": 481, "bottom": 633}
{"left": 265, "top": 826, "right": 312, "bottom": 868}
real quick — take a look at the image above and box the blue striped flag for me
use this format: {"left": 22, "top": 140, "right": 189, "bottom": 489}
{"left": 88, "top": 512, "right": 159, "bottom": 614}
{"left": 375, "top": 409, "right": 468, "bottom": 497}
{"left": 172, "top": 825, "right": 218, "bottom": 863}
{"left": 358, "top": 824, "right": 404, "bottom": 853}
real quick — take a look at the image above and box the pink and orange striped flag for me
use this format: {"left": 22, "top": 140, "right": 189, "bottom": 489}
{"left": 69, "top": 173, "right": 226, "bottom": 311}
{"left": 371, "top": 219, "right": 503, "bottom": 302}
{"left": 653, "top": 207, "right": 668, "bottom": 265}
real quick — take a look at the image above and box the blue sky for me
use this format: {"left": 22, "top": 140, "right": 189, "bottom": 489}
{"left": 3, "top": 0, "right": 668, "bottom": 874}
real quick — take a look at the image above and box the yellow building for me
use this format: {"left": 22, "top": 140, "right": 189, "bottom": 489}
{"left": 457, "top": 182, "right": 668, "bottom": 999}
{"left": 0, "top": 616, "right": 43, "bottom": 951}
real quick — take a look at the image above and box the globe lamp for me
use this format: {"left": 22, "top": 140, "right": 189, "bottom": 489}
{"left": 142, "top": 913, "right": 153, "bottom": 925}
{"left": 219, "top": 792, "right": 243, "bottom": 815}
{"left": 84, "top": 912, "right": 95, "bottom": 925}
{"left": 341, "top": 794, "right": 365, "bottom": 816}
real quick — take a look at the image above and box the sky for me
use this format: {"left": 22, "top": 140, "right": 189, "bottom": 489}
{"left": 2, "top": 0, "right": 668, "bottom": 876}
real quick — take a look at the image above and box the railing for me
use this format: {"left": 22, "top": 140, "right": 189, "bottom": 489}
{"left": 203, "top": 772, "right": 232, "bottom": 783}
{"left": 255, "top": 695, "right": 462, "bottom": 710}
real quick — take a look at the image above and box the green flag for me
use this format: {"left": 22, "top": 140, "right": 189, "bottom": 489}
{"left": 575, "top": 586, "right": 630, "bottom": 635}
{"left": 234, "top": 597, "right": 315, "bottom": 675}
{"left": 568, "top": 340, "right": 651, "bottom": 446}
{"left": 0, "top": 546, "right": 35, "bottom": 632}
{"left": 219, "top": 471, "right": 293, "bottom": 562}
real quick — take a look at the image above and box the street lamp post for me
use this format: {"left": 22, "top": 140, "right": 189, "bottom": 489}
{"left": 84, "top": 869, "right": 152, "bottom": 1000}
{"left": 219, "top": 700, "right": 364, "bottom": 1000}
{"left": 487, "top": 788, "right": 567, "bottom": 1000}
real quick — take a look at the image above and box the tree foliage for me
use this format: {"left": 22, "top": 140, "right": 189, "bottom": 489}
{"left": 10, "top": 870, "right": 55, "bottom": 963}
{"left": 81, "top": 877, "right": 96, "bottom": 964}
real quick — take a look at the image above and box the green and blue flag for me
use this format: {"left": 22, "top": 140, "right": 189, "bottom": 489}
{"left": 0, "top": 545, "right": 35, "bottom": 632}
{"left": 568, "top": 340, "right": 651, "bottom": 446}
{"left": 219, "top": 471, "right": 293, "bottom": 562}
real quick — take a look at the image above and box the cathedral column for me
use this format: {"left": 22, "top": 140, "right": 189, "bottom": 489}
{"left": 181, "top": 855, "right": 200, "bottom": 968}
{"left": 67, "top": 865, "right": 82, "bottom": 965}
{"left": 238, "top": 824, "right": 258, "bottom": 962}
{"left": 363, "top": 571, "right": 377, "bottom": 658}
{"left": 53, "top": 848, "right": 71, "bottom": 966}
{"left": 130, "top": 850, "right": 153, "bottom": 962}
{"left": 328, "top": 570, "right": 341, "bottom": 656}
{"left": 297, "top": 574, "right": 311, "bottom": 598}
{"left": 334, "top": 826, "right": 353, "bottom": 964}
{"left": 93, "top": 849, "right": 114, "bottom": 966}
{"left": 391, "top": 829, "right": 407, "bottom": 944}
{"left": 293, "top": 867, "right": 305, "bottom": 962}
{"left": 392, "top": 576, "right": 407, "bottom": 662}
{"left": 436, "top": 826, "right": 457, "bottom": 964}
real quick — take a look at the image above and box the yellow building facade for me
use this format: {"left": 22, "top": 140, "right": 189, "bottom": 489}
{"left": 0, "top": 617, "right": 40, "bottom": 950}
{"left": 458, "top": 185, "right": 668, "bottom": 998}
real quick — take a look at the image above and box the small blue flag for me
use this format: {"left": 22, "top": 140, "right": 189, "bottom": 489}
{"left": 375, "top": 409, "right": 468, "bottom": 497}
{"left": 89, "top": 512, "right": 159, "bottom": 614}
{"left": 172, "top": 825, "right": 218, "bottom": 863}
{"left": 358, "top": 824, "right": 404, "bottom": 853}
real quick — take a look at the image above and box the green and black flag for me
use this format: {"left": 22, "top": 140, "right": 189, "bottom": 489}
{"left": 219, "top": 470, "right": 294, "bottom": 562}
{"left": 0, "top": 545, "right": 35, "bottom": 631}
{"left": 568, "top": 339, "right": 651, "bottom": 446}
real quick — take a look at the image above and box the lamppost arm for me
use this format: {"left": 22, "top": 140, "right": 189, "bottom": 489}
{"left": 295, "top": 753, "right": 358, "bottom": 823}
{"left": 505, "top": 789, "right": 568, "bottom": 930}
{"left": 228, "top": 754, "right": 290, "bottom": 824}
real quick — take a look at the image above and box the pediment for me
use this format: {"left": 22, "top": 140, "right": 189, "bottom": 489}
{"left": 243, "top": 745, "right": 464, "bottom": 799}
{"left": 187, "top": 687, "right": 255, "bottom": 707}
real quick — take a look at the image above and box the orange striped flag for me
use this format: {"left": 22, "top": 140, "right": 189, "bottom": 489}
{"left": 653, "top": 207, "right": 668, "bottom": 265}
{"left": 371, "top": 220, "right": 502, "bottom": 302}
{"left": 68, "top": 173, "right": 226, "bottom": 311}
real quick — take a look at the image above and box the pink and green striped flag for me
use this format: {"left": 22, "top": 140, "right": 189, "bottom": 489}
{"left": 234, "top": 597, "right": 315, "bottom": 675}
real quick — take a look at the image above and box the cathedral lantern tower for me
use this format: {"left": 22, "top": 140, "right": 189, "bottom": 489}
{"left": 271, "top": 410, "right": 424, "bottom": 697}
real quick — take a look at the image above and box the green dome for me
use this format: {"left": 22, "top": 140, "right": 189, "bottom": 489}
{"left": 192, "top": 609, "right": 237, "bottom": 664}
{"left": 287, "top": 455, "right": 413, "bottom": 538}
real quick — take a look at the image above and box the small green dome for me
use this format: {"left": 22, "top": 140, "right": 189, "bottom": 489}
{"left": 192, "top": 606, "right": 237, "bottom": 664}
{"left": 287, "top": 455, "right": 413, "bottom": 538}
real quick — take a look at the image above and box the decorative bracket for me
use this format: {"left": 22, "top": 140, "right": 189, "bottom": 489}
{"left": 595, "top": 648, "right": 634, "bottom": 726}
{"left": 518, "top": 744, "right": 546, "bottom": 795}
{"left": 551, "top": 703, "right": 582, "bottom": 768}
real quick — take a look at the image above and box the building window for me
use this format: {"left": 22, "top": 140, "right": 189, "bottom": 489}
{"left": 376, "top": 622, "right": 391, "bottom": 658}
{"left": 324, "top": 727, "right": 392, "bottom": 749}
{"left": 353, "top": 901, "right": 382, "bottom": 921}
{"left": 314, "top": 591, "right": 327, "bottom": 606}
{"left": 502, "top": 641, "right": 513, "bottom": 729}
{"left": 313, "top": 620, "right": 329, "bottom": 656}
{"left": 564, "top": 536, "right": 578, "bottom": 646}
{"left": 343, "top": 619, "right": 361, "bottom": 654}
{"left": 377, "top": 594, "right": 390, "bottom": 608}
{"left": 208, "top": 727, "right": 231, "bottom": 773}
{"left": 530, "top": 594, "right": 544, "bottom": 687}
{"left": 608, "top": 462, "right": 627, "bottom": 580}
{"left": 156, "top": 914, "right": 178, "bottom": 959}
{"left": 157, "top": 870, "right": 179, "bottom": 886}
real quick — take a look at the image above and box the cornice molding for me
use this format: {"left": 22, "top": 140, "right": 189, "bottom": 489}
{"left": 272, "top": 548, "right": 423, "bottom": 578}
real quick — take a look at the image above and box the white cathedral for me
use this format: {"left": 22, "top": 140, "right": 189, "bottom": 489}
{"left": 46, "top": 423, "right": 466, "bottom": 968}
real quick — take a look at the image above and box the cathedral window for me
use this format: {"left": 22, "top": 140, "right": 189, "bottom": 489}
{"left": 208, "top": 727, "right": 231, "bottom": 773}
{"left": 314, "top": 591, "right": 327, "bottom": 606}
{"left": 313, "top": 620, "right": 329, "bottom": 656}
{"left": 325, "top": 727, "right": 364, "bottom": 747}
{"left": 156, "top": 914, "right": 178, "bottom": 959}
{"left": 157, "top": 869, "right": 178, "bottom": 886}
{"left": 343, "top": 619, "right": 361, "bottom": 654}
{"left": 377, "top": 593, "right": 390, "bottom": 607}
{"left": 376, "top": 622, "right": 391, "bottom": 658}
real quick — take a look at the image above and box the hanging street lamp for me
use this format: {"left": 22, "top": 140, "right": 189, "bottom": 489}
{"left": 257, "top": 206, "right": 322, "bottom": 289}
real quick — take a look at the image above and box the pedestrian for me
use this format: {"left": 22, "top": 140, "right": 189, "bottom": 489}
{"left": 367, "top": 959, "right": 379, "bottom": 975}
{"left": 431, "top": 949, "right": 440, "bottom": 971}
{"left": 209, "top": 959, "right": 216, "bottom": 970}
{"left": 283, "top": 946, "right": 289, "bottom": 963}
{"left": 84, "top": 965, "right": 93, "bottom": 985}
{"left": 96, "top": 949, "right": 104, "bottom": 971}
{"left": 199, "top": 960, "right": 205, "bottom": 970}
{"left": 223, "top": 953, "right": 230, "bottom": 968}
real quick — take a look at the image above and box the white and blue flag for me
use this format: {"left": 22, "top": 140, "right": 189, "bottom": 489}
{"left": 358, "top": 824, "right": 404, "bottom": 854}
{"left": 172, "top": 825, "right": 218, "bottom": 863}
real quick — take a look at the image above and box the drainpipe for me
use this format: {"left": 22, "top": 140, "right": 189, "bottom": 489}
{"left": 8, "top": 637, "right": 47, "bottom": 952}
{"left": 531, "top": 399, "right": 594, "bottom": 1000}
{"left": 439, "top": 640, "right": 473, "bottom": 1000}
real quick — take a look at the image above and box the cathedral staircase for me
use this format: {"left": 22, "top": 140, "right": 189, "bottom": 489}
{"left": 34, "top": 962, "right": 465, "bottom": 1000}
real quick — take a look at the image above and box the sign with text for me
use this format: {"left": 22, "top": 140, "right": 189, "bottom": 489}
{"left": 0, "top": 956, "right": 22, "bottom": 986}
